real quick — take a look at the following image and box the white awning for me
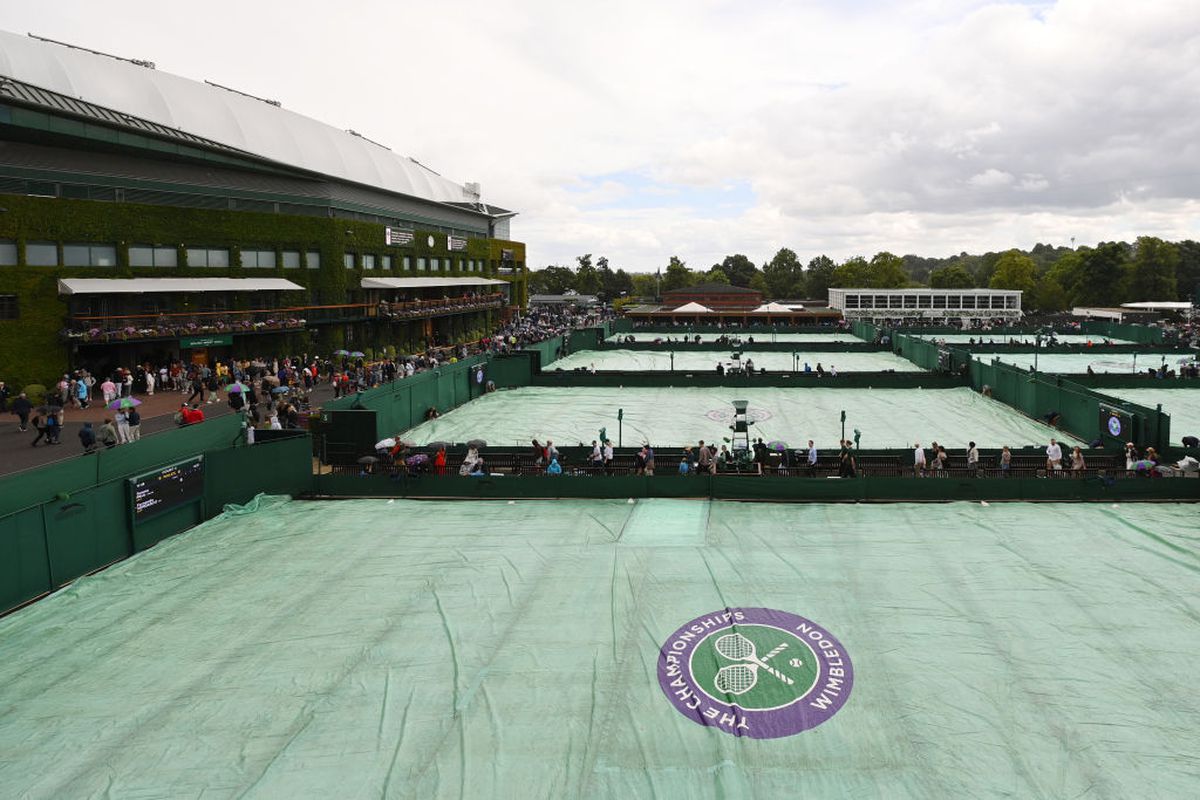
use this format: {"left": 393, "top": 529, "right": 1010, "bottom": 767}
{"left": 1120, "top": 301, "right": 1193, "bottom": 310}
{"left": 751, "top": 302, "right": 795, "bottom": 313}
{"left": 58, "top": 278, "right": 305, "bottom": 295}
{"left": 672, "top": 302, "right": 713, "bottom": 313}
{"left": 360, "top": 277, "right": 509, "bottom": 290}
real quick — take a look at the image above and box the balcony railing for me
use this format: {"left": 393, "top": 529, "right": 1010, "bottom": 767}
{"left": 60, "top": 294, "right": 508, "bottom": 343}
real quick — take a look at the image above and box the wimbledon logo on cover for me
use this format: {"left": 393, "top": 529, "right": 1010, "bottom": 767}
{"left": 657, "top": 607, "right": 853, "bottom": 739}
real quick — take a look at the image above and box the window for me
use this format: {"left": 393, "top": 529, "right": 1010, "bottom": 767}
{"left": 305, "top": 250, "right": 321, "bottom": 269}
{"left": 904, "top": 295, "right": 917, "bottom": 308}
{"left": 961, "top": 296, "right": 975, "bottom": 309}
{"left": 0, "top": 240, "right": 16, "bottom": 266}
{"left": 282, "top": 251, "right": 302, "bottom": 269}
{"left": 465, "top": 259, "right": 473, "bottom": 272}
{"left": 948, "top": 295, "right": 961, "bottom": 309}
{"left": 129, "top": 246, "right": 178, "bottom": 268}
{"left": 64, "top": 244, "right": 117, "bottom": 267}
{"left": 417, "top": 257, "right": 426, "bottom": 271}
{"left": 26, "top": 242, "right": 58, "bottom": 267}
{"left": 0, "top": 294, "right": 17, "bottom": 319}
{"left": 918, "top": 295, "right": 932, "bottom": 308}
{"left": 430, "top": 258, "right": 440, "bottom": 271}
{"left": 344, "top": 253, "right": 355, "bottom": 270}
{"left": 187, "top": 248, "right": 230, "bottom": 268}
{"left": 362, "top": 253, "right": 376, "bottom": 270}
{"left": 933, "top": 295, "right": 946, "bottom": 309}
{"left": 382, "top": 255, "right": 393, "bottom": 270}
{"left": 242, "top": 249, "right": 276, "bottom": 269}
{"left": 403, "top": 256, "right": 411, "bottom": 271}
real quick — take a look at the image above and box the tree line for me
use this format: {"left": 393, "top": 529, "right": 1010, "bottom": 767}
{"left": 528, "top": 239, "right": 1200, "bottom": 312}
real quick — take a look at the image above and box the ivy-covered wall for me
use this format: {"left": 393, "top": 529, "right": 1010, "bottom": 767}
{"left": 0, "top": 194, "right": 527, "bottom": 387}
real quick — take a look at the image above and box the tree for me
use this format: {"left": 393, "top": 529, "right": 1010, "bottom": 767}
{"left": 574, "top": 253, "right": 601, "bottom": 296}
{"left": 1071, "top": 243, "right": 1129, "bottom": 306}
{"left": 630, "top": 272, "right": 658, "bottom": 299}
{"left": 1030, "top": 275, "right": 1069, "bottom": 312}
{"left": 716, "top": 254, "right": 759, "bottom": 288}
{"left": 989, "top": 250, "right": 1038, "bottom": 294}
{"left": 702, "top": 267, "right": 731, "bottom": 285}
{"left": 661, "top": 256, "right": 694, "bottom": 292}
{"left": 831, "top": 256, "right": 870, "bottom": 288}
{"left": 1125, "top": 236, "right": 1178, "bottom": 301}
{"left": 762, "top": 247, "right": 805, "bottom": 298}
{"left": 866, "top": 251, "right": 909, "bottom": 288}
{"left": 929, "top": 264, "right": 975, "bottom": 289}
{"left": 528, "top": 265, "right": 575, "bottom": 295}
{"left": 805, "top": 255, "right": 837, "bottom": 302}
{"left": 1176, "top": 240, "right": 1200, "bottom": 303}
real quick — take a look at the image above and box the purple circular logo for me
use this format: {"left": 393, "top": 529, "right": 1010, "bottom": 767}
{"left": 657, "top": 607, "right": 853, "bottom": 739}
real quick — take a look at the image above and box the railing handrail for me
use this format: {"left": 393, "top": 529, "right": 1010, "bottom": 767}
{"left": 66, "top": 294, "right": 506, "bottom": 324}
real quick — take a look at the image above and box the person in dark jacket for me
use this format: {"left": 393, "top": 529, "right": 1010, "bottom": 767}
{"left": 98, "top": 418, "right": 118, "bottom": 449}
{"left": 78, "top": 422, "right": 97, "bottom": 453}
{"left": 11, "top": 392, "right": 32, "bottom": 431}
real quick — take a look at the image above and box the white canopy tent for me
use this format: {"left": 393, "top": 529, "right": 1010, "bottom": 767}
{"left": 751, "top": 302, "right": 795, "bottom": 313}
{"left": 672, "top": 301, "right": 713, "bottom": 313}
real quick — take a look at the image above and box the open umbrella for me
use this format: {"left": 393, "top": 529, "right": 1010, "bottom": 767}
{"left": 357, "top": 456, "right": 379, "bottom": 465}
{"left": 375, "top": 437, "right": 397, "bottom": 450}
{"left": 349, "top": 351, "right": 366, "bottom": 358}
{"left": 405, "top": 453, "right": 429, "bottom": 466}
{"left": 333, "top": 349, "right": 350, "bottom": 356}
{"left": 224, "top": 382, "right": 250, "bottom": 393}
{"left": 426, "top": 441, "right": 450, "bottom": 450}
{"left": 766, "top": 440, "right": 788, "bottom": 452}
{"left": 107, "top": 397, "right": 142, "bottom": 410}
{"left": 271, "top": 386, "right": 291, "bottom": 394}
{"left": 466, "top": 439, "right": 487, "bottom": 448}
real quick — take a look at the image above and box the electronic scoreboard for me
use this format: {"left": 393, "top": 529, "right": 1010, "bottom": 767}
{"left": 129, "top": 456, "right": 205, "bottom": 523}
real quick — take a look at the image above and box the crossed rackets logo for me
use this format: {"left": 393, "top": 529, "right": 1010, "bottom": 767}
{"left": 712, "top": 632, "right": 795, "bottom": 696}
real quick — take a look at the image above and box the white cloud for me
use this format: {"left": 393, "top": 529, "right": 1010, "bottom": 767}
{"left": 4, "top": 0, "right": 1199, "bottom": 270}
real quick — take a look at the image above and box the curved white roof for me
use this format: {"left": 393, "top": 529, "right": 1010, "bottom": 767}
{"left": 0, "top": 31, "right": 471, "bottom": 205}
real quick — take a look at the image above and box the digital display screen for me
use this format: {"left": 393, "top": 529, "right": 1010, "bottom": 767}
{"left": 1099, "top": 405, "right": 1134, "bottom": 443}
{"left": 130, "top": 456, "right": 204, "bottom": 523}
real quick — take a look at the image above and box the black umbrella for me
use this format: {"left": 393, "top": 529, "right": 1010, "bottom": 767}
{"left": 466, "top": 439, "right": 487, "bottom": 448}
{"left": 426, "top": 441, "right": 450, "bottom": 450}
{"left": 357, "top": 456, "right": 379, "bottom": 465}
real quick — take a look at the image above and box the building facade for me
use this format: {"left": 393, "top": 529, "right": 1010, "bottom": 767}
{"left": 0, "top": 31, "right": 527, "bottom": 387}
{"left": 828, "top": 288, "right": 1022, "bottom": 322}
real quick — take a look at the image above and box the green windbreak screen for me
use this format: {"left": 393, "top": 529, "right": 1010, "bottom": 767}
{"left": 404, "top": 386, "right": 1080, "bottom": 448}
{"left": 923, "top": 333, "right": 1133, "bottom": 344}
{"left": 0, "top": 498, "right": 1196, "bottom": 797}
{"left": 547, "top": 349, "right": 923, "bottom": 372}
{"left": 607, "top": 332, "right": 863, "bottom": 343}
{"left": 971, "top": 352, "right": 1193, "bottom": 374}
{"left": 1104, "top": 388, "right": 1200, "bottom": 445}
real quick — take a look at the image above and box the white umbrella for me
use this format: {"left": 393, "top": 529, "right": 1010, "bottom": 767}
{"left": 375, "top": 437, "right": 397, "bottom": 449}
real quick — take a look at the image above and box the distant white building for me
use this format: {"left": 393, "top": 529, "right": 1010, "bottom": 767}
{"left": 828, "top": 288, "right": 1022, "bottom": 321}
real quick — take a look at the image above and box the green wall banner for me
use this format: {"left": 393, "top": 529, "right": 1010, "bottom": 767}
{"left": 181, "top": 334, "right": 234, "bottom": 348}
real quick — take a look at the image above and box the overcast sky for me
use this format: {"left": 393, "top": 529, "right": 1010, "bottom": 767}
{"left": 4, "top": 1, "right": 1199, "bottom": 271}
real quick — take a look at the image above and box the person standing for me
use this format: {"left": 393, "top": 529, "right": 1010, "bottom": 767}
{"left": 1124, "top": 442, "right": 1138, "bottom": 472}
{"left": 145, "top": 370, "right": 155, "bottom": 396}
{"left": 114, "top": 408, "right": 131, "bottom": 444}
{"left": 100, "top": 376, "right": 118, "bottom": 406}
{"left": 913, "top": 442, "right": 927, "bottom": 477}
{"left": 98, "top": 417, "right": 118, "bottom": 449}
{"left": 0, "top": 381, "right": 8, "bottom": 412}
{"left": 1000, "top": 446, "right": 1011, "bottom": 476}
{"left": 807, "top": 440, "right": 818, "bottom": 476}
{"left": 127, "top": 407, "right": 141, "bottom": 442}
{"left": 602, "top": 439, "right": 614, "bottom": 475}
{"left": 967, "top": 441, "right": 979, "bottom": 477}
{"left": 78, "top": 421, "right": 97, "bottom": 453}
{"left": 29, "top": 408, "right": 46, "bottom": 446}
{"left": 1046, "top": 438, "right": 1063, "bottom": 473}
{"left": 1071, "top": 446, "right": 1086, "bottom": 476}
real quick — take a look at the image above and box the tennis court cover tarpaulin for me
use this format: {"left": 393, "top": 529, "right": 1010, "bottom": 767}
{"left": 1, "top": 497, "right": 1197, "bottom": 797}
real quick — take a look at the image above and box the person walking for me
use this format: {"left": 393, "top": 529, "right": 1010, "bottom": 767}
{"left": 1071, "top": 446, "right": 1086, "bottom": 476}
{"left": 602, "top": 439, "right": 614, "bottom": 475}
{"left": 913, "top": 442, "right": 927, "bottom": 477}
{"left": 807, "top": 439, "right": 818, "bottom": 476}
{"left": 29, "top": 408, "right": 47, "bottom": 446}
{"left": 1046, "top": 438, "right": 1063, "bottom": 473}
{"left": 11, "top": 391, "right": 32, "bottom": 431}
{"left": 1000, "top": 446, "right": 1011, "bottom": 476}
{"left": 967, "top": 441, "right": 979, "bottom": 477}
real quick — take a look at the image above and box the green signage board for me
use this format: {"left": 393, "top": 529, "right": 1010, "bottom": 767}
{"left": 180, "top": 334, "right": 233, "bottom": 349}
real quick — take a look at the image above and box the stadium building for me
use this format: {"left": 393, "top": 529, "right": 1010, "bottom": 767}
{"left": 0, "top": 31, "right": 527, "bottom": 387}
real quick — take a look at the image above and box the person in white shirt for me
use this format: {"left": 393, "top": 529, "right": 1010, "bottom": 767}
{"left": 967, "top": 441, "right": 979, "bottom": 477}
{"left": 913, "top": 443, "right": 927, "bottom": 476}
{"left": 1046, "top": 438, "right": 1063, "bottom": 471}
{"left": 602, "top": 440, "right": 614, "bottom": 474}
{"left": 145, "top": 371, "right": 155, "bottom": 396}
{"left": 807, "top": 440, "right": 818, "bottom": 475}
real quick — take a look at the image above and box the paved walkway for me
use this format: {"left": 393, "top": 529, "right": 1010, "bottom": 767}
{"left": 0, "top": 383, "right": 335, "bottom": 478}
